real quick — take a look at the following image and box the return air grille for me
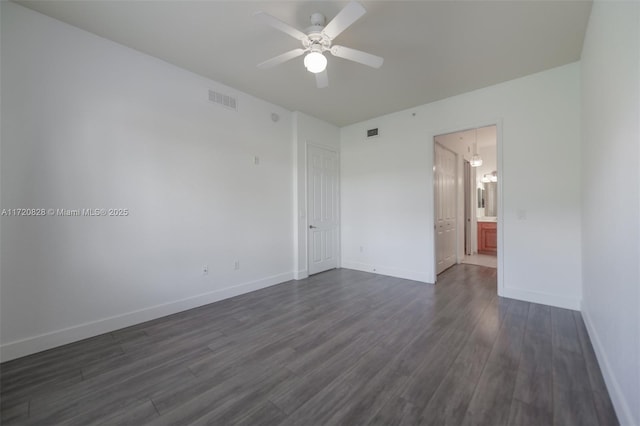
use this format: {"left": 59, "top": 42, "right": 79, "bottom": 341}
{"left": 208, "top": 90, "right": 237, "bottom": 111}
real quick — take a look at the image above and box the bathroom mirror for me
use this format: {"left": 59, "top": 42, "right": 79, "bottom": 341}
{"left": 477, "top": 188, "right": 485, "bottom": 208}
{"left": 485, "top": 182, "right": 497, "bottom": 216}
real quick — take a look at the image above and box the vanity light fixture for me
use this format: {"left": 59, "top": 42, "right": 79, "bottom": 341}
{"left": 481, "top": 171, "right": 498, "bottom": 183}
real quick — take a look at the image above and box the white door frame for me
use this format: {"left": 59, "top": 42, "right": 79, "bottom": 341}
{"left": 306, "top": 142, "right": 341, "bottom": 274}
{"left": 429, "top": 119, "right": 504, "bottom": 297}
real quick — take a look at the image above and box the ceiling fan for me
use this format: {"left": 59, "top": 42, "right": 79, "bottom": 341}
{"left": 254, "top": 1, "right": 384, "bottom": 89}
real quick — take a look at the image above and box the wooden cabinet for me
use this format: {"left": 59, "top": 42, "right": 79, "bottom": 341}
{"left": 478, "top": 221, "right": 497, "bottom": 255}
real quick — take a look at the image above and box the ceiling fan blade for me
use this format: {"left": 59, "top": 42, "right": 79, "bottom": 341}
{"left": 322, "top": 1, "right": 366, "bottom": 40}
{"left": 254, "top": 11, "right": 308, "bottom": 41}
{"left": 330, "top": 45, "right": 384, "bottom": 68}
{"left": 257, "top": 48, "right": 306, "bottom": 69}
{"left": 315, "top": 69, "right": 329, "bottom": 88}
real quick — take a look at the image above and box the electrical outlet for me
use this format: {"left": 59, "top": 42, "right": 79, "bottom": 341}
{"left": 359, "top": 246, "right": 364, "bottom": 253}
{"left": 203, "top": 265, "right": 209, "bottom": 275}
{"left": 234, "top": 260, "right": 240, "bottom": 270}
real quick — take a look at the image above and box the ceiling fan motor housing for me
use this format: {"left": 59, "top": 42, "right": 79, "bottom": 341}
{"left": 304, "top": 32, "right": 331, "bottom": 51}
{"left": 309, "top": 12, "right": 326, "bottom": 26}
{"left": 303, "top": 12, "right": 332, "bottom": 51}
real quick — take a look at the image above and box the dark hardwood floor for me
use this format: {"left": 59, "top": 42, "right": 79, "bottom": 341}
{"left": 0, "top": 265, "right": 618, "bottom": 425}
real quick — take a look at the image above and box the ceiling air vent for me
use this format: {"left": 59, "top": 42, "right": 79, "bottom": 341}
{"left": 367, "top": 128, "right": 379, "bottom": 138}
{"left": 208, "top": 89, "right": 237, "bottom": 111}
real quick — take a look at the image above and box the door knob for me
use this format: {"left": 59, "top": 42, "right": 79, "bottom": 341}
{"left": 309, "top": 225, "right": 317, "bottom": 229}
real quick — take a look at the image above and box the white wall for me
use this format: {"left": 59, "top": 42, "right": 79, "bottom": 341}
{"left": 292, "top": 112, "right": 340, "bottom": 279}
{"left": 341, "top": 114, "right": 435, "bottom": 283}
{"left": 580, "top": 2, "right": 640, "bottom": 425}
{"left": 0, "top": 2, "right": 294, "bottom": 361}
{"left": 341, "top": 62, "right": 582, "bottom": 309}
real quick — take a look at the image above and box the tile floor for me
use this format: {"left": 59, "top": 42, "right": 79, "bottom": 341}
{"left": 461, "top": 253, "right": 497, "bottom": 268}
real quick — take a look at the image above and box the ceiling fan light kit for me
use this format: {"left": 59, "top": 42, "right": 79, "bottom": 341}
{"left": 304, "top": 51, "right": 327, "bottom": 73}
{"left": 255, "top": 1, "right": 384, "bottom": 88}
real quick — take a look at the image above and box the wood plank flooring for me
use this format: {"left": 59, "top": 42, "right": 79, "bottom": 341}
{"left": 0, "top": 265, "right": 618, "bottom": 425}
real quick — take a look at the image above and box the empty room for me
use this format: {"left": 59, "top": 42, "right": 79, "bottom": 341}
{"left": 1, "top": 1, "right": 638, "bottom": 425}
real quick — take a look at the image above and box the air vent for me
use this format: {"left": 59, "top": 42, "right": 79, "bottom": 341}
{"left": 367, "top": 128, "right": 379, "bottom": 138}
{"left": 208, "top": 90, "right": 237, "bottom": 111}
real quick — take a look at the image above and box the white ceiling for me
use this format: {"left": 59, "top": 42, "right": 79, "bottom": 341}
{"left": 16, "top": 0, "right": 592, "bottom": 127}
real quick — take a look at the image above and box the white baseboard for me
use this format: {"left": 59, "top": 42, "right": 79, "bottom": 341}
{"left": 500, "top": 286, "right": 580, "bottom": 310}
{"left": 293, "top": 269, "right": 309, "bottom": 280}
{"left": 341, "top": 260, "right": 432, "bottom": 283}
{"left": 581, "top": 300, "right": 636, "bottom": 426}
{"left": 0, "top": 272, "right": 293, "bottom": 362}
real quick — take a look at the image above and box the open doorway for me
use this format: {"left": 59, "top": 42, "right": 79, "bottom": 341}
{"left": 434, "top": 125, "right": 498, "bottom": 274}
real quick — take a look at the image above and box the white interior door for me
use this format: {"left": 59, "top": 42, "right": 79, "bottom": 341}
{"left": 308, "top": 144, "right": 339, "bottom": 275}
{"left": 435, "top": 142, "right": 457, "bottom": 275}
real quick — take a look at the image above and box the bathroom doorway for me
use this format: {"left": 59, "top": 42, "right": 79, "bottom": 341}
{"left": 433, "top": 125, "right": 498, "bottom": 270}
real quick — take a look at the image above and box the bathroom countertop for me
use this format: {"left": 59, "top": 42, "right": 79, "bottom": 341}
{"left": 478, "top": 217, "right": 497, "bottom": 222}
